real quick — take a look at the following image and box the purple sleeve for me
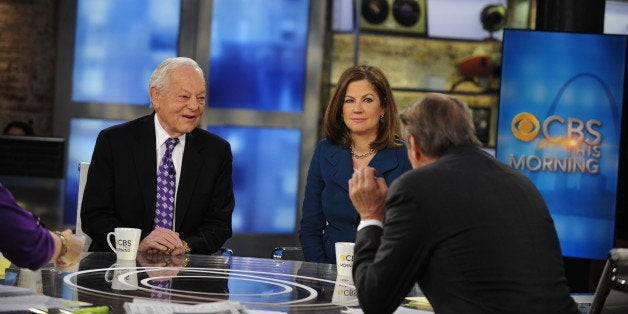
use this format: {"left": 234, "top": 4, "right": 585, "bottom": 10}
{"left": 0, "top": 184, "right": 55, "bottom": 270}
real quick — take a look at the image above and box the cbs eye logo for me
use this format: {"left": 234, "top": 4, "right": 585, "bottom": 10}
{"left": 511, "top": 112, "right": 540, "bottom": 142}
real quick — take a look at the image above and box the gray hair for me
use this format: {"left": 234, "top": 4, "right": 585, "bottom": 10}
{"left": 400, "top": 93, "right": 481, "bottom": 158}
{"left": 148, "top": 57, "right": 204, "bottom": 93}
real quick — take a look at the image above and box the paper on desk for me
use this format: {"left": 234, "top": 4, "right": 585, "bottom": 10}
{"left": 0, "top": 284, "right": 35, "bottom": 297}
{"left": 338, "top": 291, "right": 433, "bottom": 313}
{"left": 0, "top": 294, "right": 90, "bottom": 312}
{"left": 0, "top": 256, "right": 12, "bottom": 278}
{"left": 124, "top": 299, "right": 286, "bottom": 314}
{"left": 342, "top": 303, "right": 433, "bottom": 314}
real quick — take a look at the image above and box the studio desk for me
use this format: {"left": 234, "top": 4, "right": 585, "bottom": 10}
{"left": 1, "top": 252, "right": 429, "bottom": 313}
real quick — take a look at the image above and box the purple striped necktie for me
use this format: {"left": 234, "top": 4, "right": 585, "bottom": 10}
{"left": 154, "top": 137, "right": 179, "bottom": 229}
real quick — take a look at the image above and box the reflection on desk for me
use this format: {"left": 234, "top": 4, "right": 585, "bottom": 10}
{"left": 1, "top": 252, "right": 379, "bottom": 313}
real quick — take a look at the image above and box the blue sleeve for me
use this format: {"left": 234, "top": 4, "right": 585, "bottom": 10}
{"left": 299, "top": 142, "right": 328, "bottom": 262}
{"left": 0, "top": 184, "right": 55, "bottom": 270}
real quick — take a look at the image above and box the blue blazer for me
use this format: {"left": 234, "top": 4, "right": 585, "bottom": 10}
{"left": 299, "top": 139, "right": 412, "bottom": 263}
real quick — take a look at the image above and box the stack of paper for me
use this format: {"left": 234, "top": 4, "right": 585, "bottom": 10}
{"left": 0, "top": 285, "right": 91, "bottom": 313}
{"left": 0, "top": 284, "right": 34, "bottom": 297}
{"left": 124, "top": 299, "right": 286, "bottom": 314}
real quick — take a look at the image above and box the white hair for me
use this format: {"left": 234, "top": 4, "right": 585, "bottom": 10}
{"left": 148, "top": 57, "right": 204, "bottom": 93}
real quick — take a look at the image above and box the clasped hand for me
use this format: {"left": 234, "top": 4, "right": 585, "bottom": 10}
{"left": 138, "top": 227, "right": 185, "bottom": 255}
{"left": 348, "top": 167, "right": 388, "bottom": 222}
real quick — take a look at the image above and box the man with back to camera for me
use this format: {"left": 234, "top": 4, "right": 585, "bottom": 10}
{"left": 348, "top": 93, "right": 578, "bottom": 313}
{"left": 81, "top": 57, "right": 234, "bottom": 255}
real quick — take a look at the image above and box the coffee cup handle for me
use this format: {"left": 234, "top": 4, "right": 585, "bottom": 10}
{"left": 107, "top": 232, "right": 116, "bottom": 252}
{"left": 104, "top": 264, "right": 118, "bottom": 283}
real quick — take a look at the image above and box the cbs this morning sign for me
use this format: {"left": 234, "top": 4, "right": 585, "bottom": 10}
{"left": 496, "top": 29, "right": 627, "bottom": 260}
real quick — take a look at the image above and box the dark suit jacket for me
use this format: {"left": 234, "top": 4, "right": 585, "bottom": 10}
{"left": 353, "top": 145, "right": 578, "bottom": 314}
{"left": 299, "top": 139, "right": 412, "bottom": 264}
{"left": 81, "top": 113, "right": 234, "bottom": 254}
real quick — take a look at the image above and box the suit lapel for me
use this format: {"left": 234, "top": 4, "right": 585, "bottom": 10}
{"left": 132, "top": 114, "right": 158, "bottom": 226}
{"left": 326, "top": 146, "right": 400, "bottom": 192}
{"left": 326, "top": 145, "right": 353, "bottom": 192}
{"left": 369, "top": 148, "right": 399, "bottom": 177}
{"left": 175, "top": 130, "right": 203, "bottom": 230}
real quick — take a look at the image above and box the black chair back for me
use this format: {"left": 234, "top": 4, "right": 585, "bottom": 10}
{"left": 589, "top": 248, "right": 628, "bottom": 314}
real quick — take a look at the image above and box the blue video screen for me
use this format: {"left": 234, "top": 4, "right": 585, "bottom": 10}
{"left": 496, "top": 29, "right": 627, "bottom": 260}
{"left": 207, "top": 126, "right": 301, "bottom": 234}
{"left": 208, "top": 0, "right": 310, "bottom": 112}
{"left": 72, "top": 0, "right": 180, "bottom": 105}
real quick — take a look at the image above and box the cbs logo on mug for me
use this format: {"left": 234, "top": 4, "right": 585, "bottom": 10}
{"left": 117, "top": 239, "right": 133, "bottom": 252}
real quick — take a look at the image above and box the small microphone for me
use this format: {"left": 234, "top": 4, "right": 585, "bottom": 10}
{"left": 168, "top": 167, "right": 176, "bottom": 176}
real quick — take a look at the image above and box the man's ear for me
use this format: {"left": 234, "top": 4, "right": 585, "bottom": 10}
{"left": 149, "top": 86, "right": 160, "bottom": 109}
{"left": 407, "top": 135, "right": 421, "bottom": 161}
{"left": 408, "top": 135, "right": 436, "bottom": 167}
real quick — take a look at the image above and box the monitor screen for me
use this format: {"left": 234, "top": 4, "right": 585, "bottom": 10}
{"left": 0, "top": 135, "right": 65, "bottom": 178}
{"left": 496, "top": 29, "right": 627, "bottom": 260}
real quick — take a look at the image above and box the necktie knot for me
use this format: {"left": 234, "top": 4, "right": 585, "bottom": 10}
{"left": 165, "top": 138, "right": 179, "bottom": 153}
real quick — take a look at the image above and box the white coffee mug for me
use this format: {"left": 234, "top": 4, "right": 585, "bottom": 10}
{"left": 332, "top": 274, "right": 359, "bottom": 306}
{"left": 104, "top": 259, "right": 138, "bottom": 290}
{"left": 335, "top": 242, "right": 355, "bottom": 277}
{"left": 107, "top": 227, "right": 141, "bottom": 260}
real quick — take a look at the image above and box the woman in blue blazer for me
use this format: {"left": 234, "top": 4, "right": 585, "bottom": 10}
{"left": 299, "top": 65, "right": 412, "bottom": 263}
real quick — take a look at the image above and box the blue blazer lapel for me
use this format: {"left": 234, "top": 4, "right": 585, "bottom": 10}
{"left": 132, "top": 114, "right": 158, "bottom": 224}
{"left": 175, "top": 131, "right": 203, "bottom": 231}
{"left": 325, "top": 145, "right": 353, "bottom": 192}
{"left": 369, "top": 148, "right": 399, "bottom": 177}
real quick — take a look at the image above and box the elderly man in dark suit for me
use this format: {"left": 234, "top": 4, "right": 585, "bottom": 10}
{"left": 82, "top": 57, "right": 234, "bottom": 255}
{"left": 348, "top": 93, "right": 578, "bottom": 313}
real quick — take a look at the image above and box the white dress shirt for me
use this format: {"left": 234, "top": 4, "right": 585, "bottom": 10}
{"left": 357, "top": 219, "right": 383, "bottom": 231}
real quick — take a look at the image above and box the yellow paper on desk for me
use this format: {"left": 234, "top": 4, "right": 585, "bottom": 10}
{"left": 405, "top": 296, "right": 433, "bottom": 310}
{"left": 0, "top": 257, "right": 12, "bottom": 279}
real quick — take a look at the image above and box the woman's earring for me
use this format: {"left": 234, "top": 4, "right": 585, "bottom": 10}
{"left": 380, "top": 114, "right": 384, "bottom": 123}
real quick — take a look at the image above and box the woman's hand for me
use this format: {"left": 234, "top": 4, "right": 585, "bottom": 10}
{"left": 53, "top": 229, "right": 85, "bottom": 269}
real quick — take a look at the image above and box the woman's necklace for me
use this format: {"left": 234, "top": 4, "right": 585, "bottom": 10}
{"left": 350, "top": 147, "right": 375, "bottom": 159}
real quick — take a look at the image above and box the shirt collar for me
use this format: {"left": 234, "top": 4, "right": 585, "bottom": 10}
{"left": 154, "top": 114, "right": 185, "bottom": 148}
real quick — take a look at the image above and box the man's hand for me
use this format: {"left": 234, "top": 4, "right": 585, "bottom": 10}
{"left": 138, "top": 227, "right": 184, "bottom": 255}
{"left": 348, "top": 167, "right": 388, "bottom": 222}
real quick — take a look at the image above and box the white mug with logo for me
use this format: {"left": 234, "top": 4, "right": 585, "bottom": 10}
{"left": 107, "top": 227, "right": 141, "bottom": 260}
{"left": 332, "top": 274, "right": 359, "bottom": 306}
{"left": 104, "top": 259, "right": 138, "bottom": 290}
{"left": 335, "top": 242, "right": 355, "bottom": 277}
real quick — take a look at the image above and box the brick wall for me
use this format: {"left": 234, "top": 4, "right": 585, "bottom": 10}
{"left": 0, "top": 0, "right": 58, "bottom": 136}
